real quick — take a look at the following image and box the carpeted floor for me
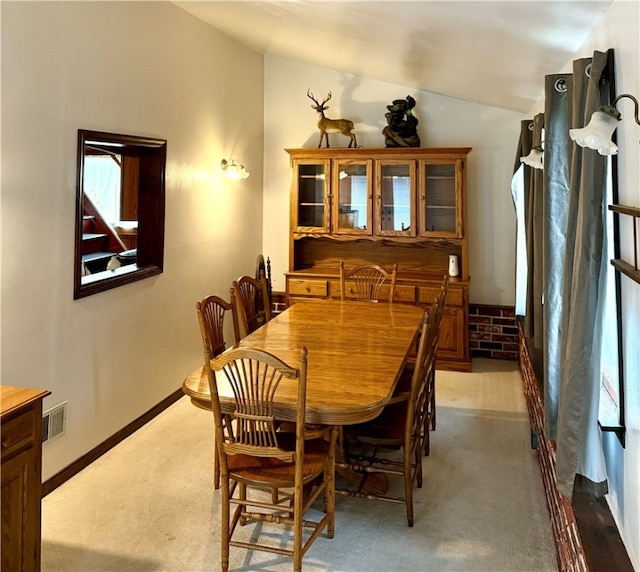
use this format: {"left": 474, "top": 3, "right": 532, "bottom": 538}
{"left": 41, "top": 358, "right": 558, "bottom": 571}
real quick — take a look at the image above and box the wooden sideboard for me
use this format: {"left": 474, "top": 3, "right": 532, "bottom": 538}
{"left": 1, "top": 385, "right": 50, "bottom": 572}
{"left": 284, "top": 147, "right": 472, "bottom": 372}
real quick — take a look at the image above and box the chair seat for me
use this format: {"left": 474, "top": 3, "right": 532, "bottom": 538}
{"left": 229, "top": 438, "right": 331, "bottom": 487}
{"left": 348, "top": 401, "right": 408, "bottom": 446}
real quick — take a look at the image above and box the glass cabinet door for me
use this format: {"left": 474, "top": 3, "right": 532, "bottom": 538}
{"left": 375, "top": 161, "right": 416, "bottom": 236}
{"left": 332, "top": 160, "right": 372, "bottom": 234}
{"left": 419, "top": 160, "right": 462, "bottom": 237}
{"left": 293, "top": 160, "right": 330, "bottom": 232}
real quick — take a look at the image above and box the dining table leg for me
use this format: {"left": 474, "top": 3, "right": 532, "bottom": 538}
{"left": 336, "top": 426, "right": 389, "bottom": 495}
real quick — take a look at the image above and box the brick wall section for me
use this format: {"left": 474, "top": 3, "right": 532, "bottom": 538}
{"left": 469, "top": 304, "right": 518, "bottom": 360}
{"left": 271, "top": 291, "right": 287, "bottom": 315}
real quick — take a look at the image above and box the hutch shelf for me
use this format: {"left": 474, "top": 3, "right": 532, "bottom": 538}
{"left": 284, "top": 147, "right": 473, "bottom": 372}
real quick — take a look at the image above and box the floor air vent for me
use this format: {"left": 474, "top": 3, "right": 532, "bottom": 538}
{"left": 42, "top": 402, "right": 67, "bottom": 443}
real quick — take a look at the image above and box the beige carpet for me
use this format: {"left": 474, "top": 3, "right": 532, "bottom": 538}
{"left": 41, "top": 358, "right": 558, "bottom": 571}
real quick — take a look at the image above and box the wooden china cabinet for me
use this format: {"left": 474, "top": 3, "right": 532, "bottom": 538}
{"left": 285, "top": 147, "right": 472, "bottom": 372}
{"left": 1, "top": 385, "right": 50, "bottom": 571}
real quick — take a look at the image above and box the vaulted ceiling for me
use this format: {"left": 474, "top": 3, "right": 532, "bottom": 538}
{"left": 174, "top": 1, "right": 612, "bottom": 113}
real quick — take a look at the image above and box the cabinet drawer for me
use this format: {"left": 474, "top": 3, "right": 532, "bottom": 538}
{"left": 393, "top": 285, "right": 416, "bottom": 303}
{"left": 418, "top": 285, "right": 465, "bottom": 306}
{"left": 1, "top": 410, "right": 35, "bottom": 459}
{"left": 288, "top": 278, "right": 329, "bottom": 298}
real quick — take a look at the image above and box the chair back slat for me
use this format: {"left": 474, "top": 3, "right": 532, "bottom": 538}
{"left": 208, "top": 347, "right": 307, "bottom": 462}
{"left": 339, "top": 260, "right": 398, "bottom": 302}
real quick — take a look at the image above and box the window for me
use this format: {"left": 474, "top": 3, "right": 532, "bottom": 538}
{"left": 84, "top": 154, "right": 122, "bottom": 224}
{"left": 598, "top": 155, "right": 626, "bottom": 446}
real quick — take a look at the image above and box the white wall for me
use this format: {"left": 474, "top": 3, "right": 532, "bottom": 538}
{"left": 526, "top": 0, "right": 639, "bottom": 567}
{"left": 1, "top": 1, "right": 265, "bottom": 480}
{"left": 263, "top": 55, "right": 524, "bottom": 306}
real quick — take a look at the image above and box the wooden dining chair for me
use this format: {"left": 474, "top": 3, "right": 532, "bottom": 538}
{"left": 193, "top": 295, "right": 241, "bottom": 489}
{"left": 197, "top": 294, "right": 241, "bottom": 358}
{"left": 337, "top": 300, "right": 440, "bottom": 527}
{"left": 255, "top": 253, "right": 273, "bottom": 311}
{"left": 233, "top": 270, "right": 330, "bottom": 481}
{"left": 231, "top": 273, "right": 272, "bottom": 338}
{"left": 390, "top": 274, "right": 448, "bottom": 456}
{"left": 423, "top": 275, "right": 448, "bottom": 455}
{"left": 339, "top": 260, "right": 398, "bottom": 302}
{"left": 204, "top": 346, "right": 338, "bottom": 572}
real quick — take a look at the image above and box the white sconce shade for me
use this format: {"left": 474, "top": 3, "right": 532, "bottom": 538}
{"left": 520, "top": 147, "right": 544, "bottom": 169}
{"left": 221, "top": 158, "right": 250, "bottom": 180}
{"left": 569, "top": 107, "right": 620, "bottom": 155}
{"left": 569, "top": 94, "right": 640, "bottom": 156}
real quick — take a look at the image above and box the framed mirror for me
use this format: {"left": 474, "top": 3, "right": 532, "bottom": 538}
{"left": 74, "top": 129, "right": 166, "bottom": 299}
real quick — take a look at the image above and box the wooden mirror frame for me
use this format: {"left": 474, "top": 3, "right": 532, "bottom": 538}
{"left": 73, "top": 129, "right": 166, "bottom": 299}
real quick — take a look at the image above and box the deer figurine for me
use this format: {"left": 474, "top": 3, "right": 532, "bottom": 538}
{"left": 307, "top": 90, "right": 357, "bottom": 148}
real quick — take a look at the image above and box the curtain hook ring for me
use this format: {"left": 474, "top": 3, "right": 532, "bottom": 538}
{"left": 555, "top": 78, "right": 568, "bottom": 93}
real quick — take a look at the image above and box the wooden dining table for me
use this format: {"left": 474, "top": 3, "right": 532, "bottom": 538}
{"left": 182, "top": 299, "right": 424, "bottom": 426}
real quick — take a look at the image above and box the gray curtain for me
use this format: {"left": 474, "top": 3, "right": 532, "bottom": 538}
{"left": 542, "top": 74, "right": 572, "bottom": 438}
{"left": 515, "top": 50, "right": 610, "bottom": 498}
{"left": 511, "top": 121, "right": 532, "bottom": 318}
{"left": 555, "top": 52, "right": 609, "bottom": 497}
{"left": 529, "top": 114, "right": 544, "bottom": 350}
{"left": 513, "top": 115, "right": 544, "bottom": 344}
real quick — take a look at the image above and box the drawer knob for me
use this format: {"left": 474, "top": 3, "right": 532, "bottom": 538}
{"left": 305, "top": 286, "right": 310, "bottom": 292}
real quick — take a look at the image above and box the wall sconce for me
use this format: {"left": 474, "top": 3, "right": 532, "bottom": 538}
{"left": 569, "top": 93, "right": 640, "bottom": 155}
{"left": 520, "top": 147, "right": 544, "bottom": 169}
{"left": 221, "top": 158, "right": 250, "bottom": 180}
{"left": 520, "top": 116, "right": 544, "bottom": 169}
